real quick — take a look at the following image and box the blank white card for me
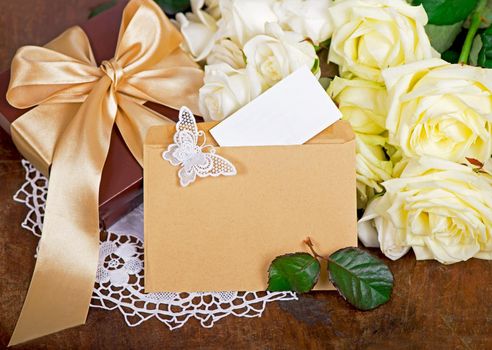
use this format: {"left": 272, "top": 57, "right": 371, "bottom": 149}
{"left": 210, "top": 66, "right": 341, "bottom": 147}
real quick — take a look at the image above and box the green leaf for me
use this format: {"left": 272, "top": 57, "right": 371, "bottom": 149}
{"left": 89, "top": 0, "right": 117, "bottom": 18}
{"left": 267, "top": 253, "right": 320, "bottom": 293}
{"left": 442, "top": 50, "right": 460, "bottom": 63}
{"left": 425, "top": 22, "right": 463, "bottom": 53}
{"left": 412, "top": 0, "right": 479, "bottom": 25}
{"left": 155, "top": 0, "right": 190, "bottom": 15}
{"left": 478, "top": 26, "right": 492, "bottom": 68}
{"left": 328, "top": 248, "right": 393, "bottom": 311}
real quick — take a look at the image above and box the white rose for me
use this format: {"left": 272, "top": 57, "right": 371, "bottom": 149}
{"left": 217, "top": 0, "right": 278, "bottom": 45}
{"left": 199, "top": 63, "right": 262, "bottom": 121}
{"left": 383, "top": 58, "right": 492, "bottom": 163}
{"left": 243, "top": 23, "right": 318, "bottom": 89}
{"left": 327, "top": 77, "right": 387, "bottom": 135}
{"left": 272, "top": 0, "right": 334, "bottom": 44}
{"left": 175, "top": 0, "right": 218, "bottom": 61}
{"left": 207, "top": 38, "right": 246, "bottom": 69}
{"left": 384, "top": 143, "right": 407, "bottom": 178}
{"left": 328, "top": 0, "right": 437, "bottom": 82}
{"left": 360, "top": 157, "right": 492, "bottom": 264}
{"left": 204, "top": 0, "right": 221, "bottom": 20}
{"left": 355, "top": 133, "right": 393, "bottom": 208}
{"left": 328, "top": 77, "right": 392, "bottom": 207}
{"left": 358, "top": 197, "right": 410, "bottom": 260}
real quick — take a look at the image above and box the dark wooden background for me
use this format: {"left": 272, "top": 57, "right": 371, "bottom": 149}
{"left": 1, "top": 1, "right": 492, "bottom": 349}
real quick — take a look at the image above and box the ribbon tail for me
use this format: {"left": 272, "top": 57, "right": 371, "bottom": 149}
{"left": 116, "top": 97, "right": 173, "bottom": 166}
{"left": 9, "top": 78, "right": 115, "bottom": 346}
{"left": 10, "top": 103, "right": 82, "bottom": 177}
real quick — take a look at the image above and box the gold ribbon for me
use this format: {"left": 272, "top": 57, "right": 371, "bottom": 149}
{"left": 6, "top": 0, "right": 203, "bottom": 345}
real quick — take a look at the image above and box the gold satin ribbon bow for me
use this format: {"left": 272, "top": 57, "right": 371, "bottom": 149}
{"left": 6, "top": 0, "right": 203, "bottom": 345}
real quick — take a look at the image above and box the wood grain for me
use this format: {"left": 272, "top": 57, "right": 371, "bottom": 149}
{"left": 1, "top": 1, "right": 492, "bottom": 349}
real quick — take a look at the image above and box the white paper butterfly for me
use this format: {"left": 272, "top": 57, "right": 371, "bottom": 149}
{"left": 162, "top": 107, "right": 237, "bottom": 187}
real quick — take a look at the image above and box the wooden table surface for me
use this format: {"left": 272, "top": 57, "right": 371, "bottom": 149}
{"left": 1, "top": 1, "right": 492, "bottom": 349}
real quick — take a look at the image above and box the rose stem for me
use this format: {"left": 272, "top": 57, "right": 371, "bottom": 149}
{"left": 304, "top": 237, "right": 330, "bottom": 261}
{"left": 459, "top": 0, "right": 487, "bottom": 64}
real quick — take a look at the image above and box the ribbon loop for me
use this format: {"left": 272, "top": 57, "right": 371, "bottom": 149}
{"left": 100, "top": 59, "right": 124, "bottom": 89}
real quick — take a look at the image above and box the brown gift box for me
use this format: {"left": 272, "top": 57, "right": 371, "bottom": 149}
{"left": 0, "top": 1, "right": 183, "bottom": 226}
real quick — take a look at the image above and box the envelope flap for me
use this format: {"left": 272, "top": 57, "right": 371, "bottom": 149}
{"left": 145, "top": 120, "right": 354, "bottom": 147}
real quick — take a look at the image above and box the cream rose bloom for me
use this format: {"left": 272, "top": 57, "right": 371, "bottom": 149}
{"left": 243, "top": 23, "right": 318, "bottom": 89}
{"left": 217, "top": 0, "right": 278, "bottom": 45}
{"left": 272, "top": 0, "right": 333, "bottom": 44}
{"left": 358, "top": 196, "right": 410, "bottom": 261}
{"left": 328, "top": 0, "right": 437, "bottom": 82}
{"left": 207, "top": 38, "right": 246, "bottom": 69}
{"left": 354, "top": 134, "right": 393, "bottom": 208}
{"left": 328, "top": 77, "right": 387, "bottom": 134}
{"left": 199, "top": 63, "right": 262, "bottom": 121}
{"left": 328, "top": 77, "right": 392, "bottom": 207}
{"left": 175, "top": 0, "right": 218, "bottom": 61}
{"left": 359, "top": 157, "right": 492, "bottom": 264}
{"left": 204, "top": 0, "right": 221, "bottom": 20}
{"left": 383, "top": 58, "right": 492, "bottom": 163}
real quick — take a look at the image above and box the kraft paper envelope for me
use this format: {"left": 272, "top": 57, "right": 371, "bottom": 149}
{"left": 144, "top": 120, "right": 357, "bottom": 292}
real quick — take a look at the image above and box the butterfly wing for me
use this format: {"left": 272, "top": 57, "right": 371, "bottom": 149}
{"left": 164, "top": 106, "right": 200, "bottom": 167}
{"left": 194, "top": 153, "right": 237, "bottom": 178}
{"left": 175, "top": 129, "right": 198, "bottom": 148}
{"left": 176, "top": 106, "right": 199, "bottom": 136}
{"left": 162, "top": 143, "right": 181, "bottom": 166}
{"left": 163, "top": 130, "right": 198, "bottom": 166}
{"left": 178, "top": 166, "right": 197, "bottom": 187}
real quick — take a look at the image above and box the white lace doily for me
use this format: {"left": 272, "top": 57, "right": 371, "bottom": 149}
{"left": 14, "top": 160, "right": 297, "bottom": 329}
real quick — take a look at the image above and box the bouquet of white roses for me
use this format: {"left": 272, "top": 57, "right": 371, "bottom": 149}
{"left": 173, "top": 0, "right": 492, "bottom": 265}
